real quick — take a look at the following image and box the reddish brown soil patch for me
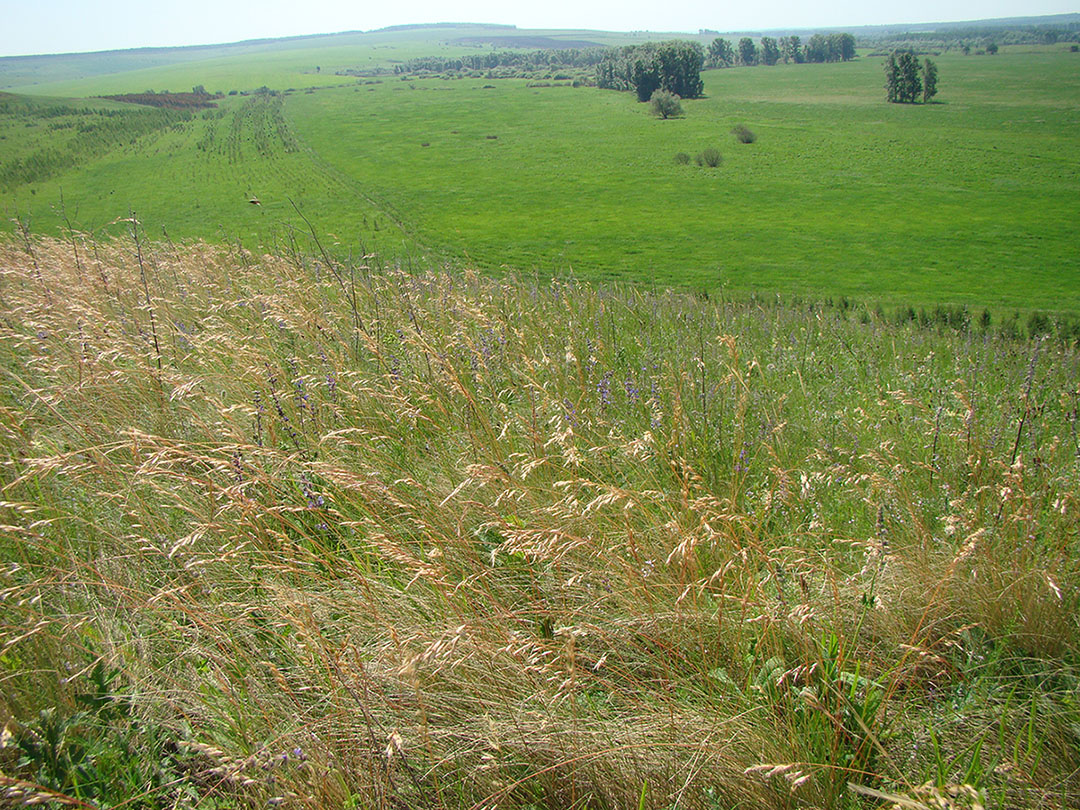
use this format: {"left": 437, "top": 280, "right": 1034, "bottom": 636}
{"left": 100, "top": 91, "right": 221, "bottom": 109}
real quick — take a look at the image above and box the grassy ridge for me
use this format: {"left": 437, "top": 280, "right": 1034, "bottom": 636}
{"left": 0, "top": 26, "right": 650, "bottom": 97}
{"left": 0, "top": 234, "right": 1078, "bottom": 807}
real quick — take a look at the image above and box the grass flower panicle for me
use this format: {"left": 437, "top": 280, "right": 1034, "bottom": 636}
{"left": 0, "top": 234, "right": 1077, "bottom": 808}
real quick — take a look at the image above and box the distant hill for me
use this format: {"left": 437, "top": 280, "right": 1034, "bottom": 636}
{"left": 721, "top": 13, "right": 1080, "bottom": 38}
{"left": 448, "top": 36, "right": 604, "bottom": 49}
{"left": 835, "top": 13, "right": 1080, "bottom": 37}
{"left": 0, "top": 24, "right": 631, "bottom": 91}
{"left": 2, "top": 15, "right": 1077, "bottom": 92}
{"left": 0, "top": 32, "right": 367, "bottom": 89}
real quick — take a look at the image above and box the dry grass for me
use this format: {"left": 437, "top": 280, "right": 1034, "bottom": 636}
{"left": 0, "top": 234, "right": 1078, "bottom": 809}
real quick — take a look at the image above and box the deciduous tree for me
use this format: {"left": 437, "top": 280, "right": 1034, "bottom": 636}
{"left": 922, "top": 58, "right": 938, "bottom": 102}
{"left": 780, "top": 35, "right": 802, "bottom": 63}
{"left": 596, "top": 41, "right": 704, "bottom": 102}
{"left": 631, "top": 56, "right": 661, "bottom": 101}
{"left": 738, "top": 37, "right": 758, "bottom": 66}
{"left": 884, "top": 50, "right": 924, "bottom": 103}
{"left": 708, "top": 37, "right": 735, "bottom": 68}
{"left": 760, "top": 37, "right": 780, "bottom": 66}
{"left": 838, "top": 33, "right": 857, "bottom": 61}
{"left": 805, "top": 34, "right": 828, "bottom": 63}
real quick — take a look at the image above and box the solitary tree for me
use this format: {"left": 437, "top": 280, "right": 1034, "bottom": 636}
{"left": 738, "top": 38, "right": 758, "bottom": 66}
{"left": 649, "top": 88, "right": 683, "bottom": 119}
{"left": 986, "top": 42, "right": 999, "bottom": 54}
{"left": 922, "top": 58, "right": 938, "bottom": 102}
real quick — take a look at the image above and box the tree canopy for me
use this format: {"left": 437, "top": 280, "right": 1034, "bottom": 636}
{"left": 738, "top": 38, "right": 758, "bottom": 66}
{"left": 596, "top": 41, "right": 705, "bottom": 101}
{"left": 922, "top": 58, "right": 939, "bottom": 102}
{"left": 760, "top": 37, "right": 781, "bottom": 66}
{"left": 804, "top": 33, "right": 856, "bottom": 63}
{"left": 707, "top": 37, "right": 735, "bottom": 68}
{"left": 885, "top": 50, "right": 939, "bottom": 103}
{"left": 780, "top": 35, "right": 803, "bottom": 63}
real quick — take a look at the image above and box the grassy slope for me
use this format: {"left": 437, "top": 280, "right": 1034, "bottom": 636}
{"left": 1, "top": 92, "right": 414, "bottom": 256}
{"left": 2, "top": 44, "right": 1079, "bottom": 310}
{"left": 0, "top": 235, "right": 1077, "bottom": 808}
{"left": 0, "top": 26, "right": 653, "bottom": 97}
{"left": 286, "top": 48, "right": 1080, "bottom": 309}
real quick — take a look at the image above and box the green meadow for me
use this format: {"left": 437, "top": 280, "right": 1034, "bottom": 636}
{"left": 3, "top": 22, "right": 1080, "bottom": 810}
{"left": 2, "top": 33, "right": 1078, "bottom": 311}
{"left": 286, "top": 49, "right": 1080, "bottom": 306}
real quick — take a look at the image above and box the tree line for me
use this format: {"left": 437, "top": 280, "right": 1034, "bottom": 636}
{"left": 1, "top": 104, "right": 190, "bottom": 190}
{"left": 707, "top": 33, "right": 856, "bottom": 67}
{"left": 595, "top": 41, "right": 705, "bottom": 101}
{"left": 866, "top": 21, "right": 1079, "bottom": 52}
{"left": 394, "top": 48, "right": 612, "bottom": 75}
{"left": 368, "top": 34, "right": 862, "bottom": 98}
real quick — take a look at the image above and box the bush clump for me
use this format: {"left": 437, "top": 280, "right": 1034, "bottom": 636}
{"left": 649, "top": 89, "right": 684, "bottom": 119}
{"left": 695, "top": 147, "right": 723, "bottom": 167}
{"left": 674, "top": 152, "right": 691, "bottom": 165}
{"left": 732, "top": 124, "right": 757, "bottom": 143}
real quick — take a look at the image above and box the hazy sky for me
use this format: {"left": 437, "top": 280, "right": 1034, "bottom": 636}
{"left": 2, "top": 0, "right": 1077, "bottom": 56}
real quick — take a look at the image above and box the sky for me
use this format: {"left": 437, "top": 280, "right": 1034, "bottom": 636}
{"left": 1, "top": 0, "right": 1077, "bottom": 57}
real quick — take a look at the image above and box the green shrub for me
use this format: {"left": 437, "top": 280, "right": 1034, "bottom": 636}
{"left": 732, "top": 124, "right": 757, "bottom": 143}
{"left": 695, "top": 147, "right": 722, "bottom": 167}
{"left": 674, "top": 151, "right": 690, "bottom": 164}
{"left": 649, "top": 89, "right": 683, "bottom": 119}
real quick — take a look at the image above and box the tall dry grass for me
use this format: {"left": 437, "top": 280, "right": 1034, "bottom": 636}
{"left": 0, "top": 233, "right": 1078, "bottom": 809}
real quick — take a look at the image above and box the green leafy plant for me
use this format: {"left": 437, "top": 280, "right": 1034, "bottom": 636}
{"left": 649, "top": 89, "right": 683, "bottom": 119}
{"left": 5, "top": 662, "right": 172, "bottom": 807}
{"left": 731, "top": 124, "right": 757, "bottom": 143}
{"left": 695, "top": 147, "right": 722, "bottom": 167}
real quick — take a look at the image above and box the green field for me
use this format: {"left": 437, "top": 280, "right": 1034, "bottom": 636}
{"left": 4, "top": 22, "right": 1080, "bottom": 810}
{"left": 2, "top": 29, "right": 1079, "bottom": 311}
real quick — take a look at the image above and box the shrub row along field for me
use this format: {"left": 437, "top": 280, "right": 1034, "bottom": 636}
{"left": 1, "top": 234, "right": 1078, "bottom": 808}
{"left": 3, "top": 47, "right": 1078, "bottom": 311}
{"left": 0, "top": 93, "right": 192, "bottom": 191}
